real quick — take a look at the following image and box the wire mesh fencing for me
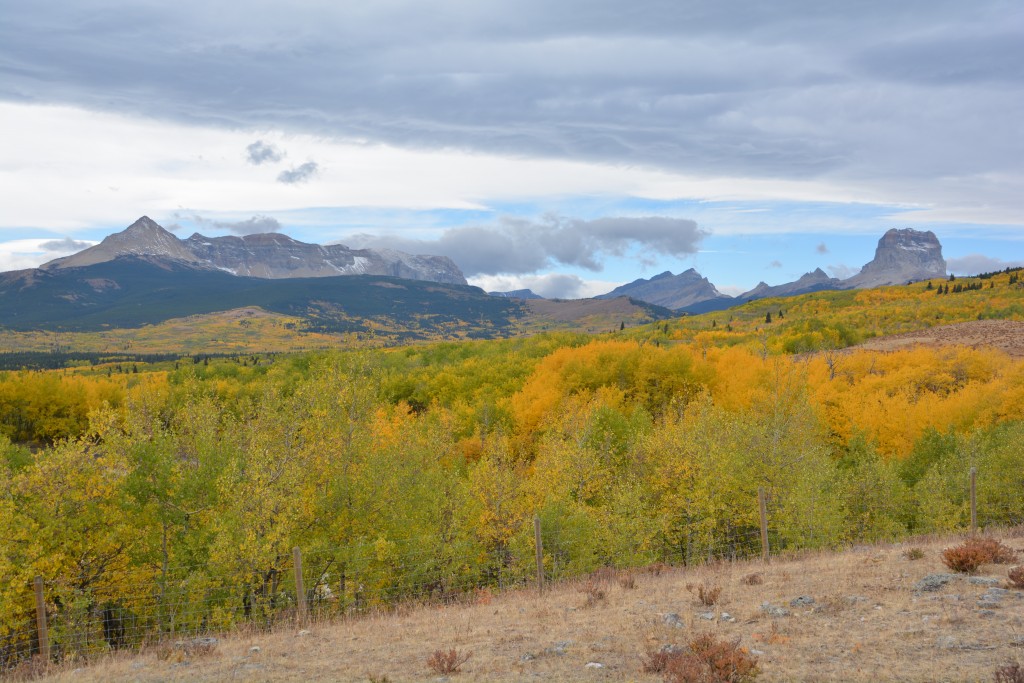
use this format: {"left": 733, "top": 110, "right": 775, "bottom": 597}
{"left": 2, "top": 464, "right": 1018, "bottom": 674}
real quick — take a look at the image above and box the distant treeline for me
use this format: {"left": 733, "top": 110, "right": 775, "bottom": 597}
{"left": 0, "top": 351, "right": 232, "bottom": 371}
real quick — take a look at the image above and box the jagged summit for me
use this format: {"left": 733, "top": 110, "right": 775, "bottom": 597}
{"left": 844, "top": 228, "right": 946, "bottom": 288}
{"left": 42, "top": 216, "right": 467, "bottom": 285}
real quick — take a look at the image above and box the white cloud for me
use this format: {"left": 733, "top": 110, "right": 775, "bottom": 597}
{"left": 468, "top": 274, "right": 621, "bottom": 299}
{"left": 0, "top": 238, "right": 96, "bottom": 272}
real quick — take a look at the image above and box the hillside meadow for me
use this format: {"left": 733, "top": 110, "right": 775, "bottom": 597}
{"left": 2, "top": 268, "right": 1024, "bottom": 672}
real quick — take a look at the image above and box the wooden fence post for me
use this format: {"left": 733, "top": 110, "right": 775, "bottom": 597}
{"left": 970, "top": 467, "right": 977, "bottom": 535}
{"left": 534, "top": 515, "right": 544, "bottom": 593}
{"left": 33, "top": 576, "right": 49, "bottom": 662}
{"left": 293, "top": 547, "right": 307, "bottom": 624}
{"left": 758, "top": 487, "right": 770, "bottom": 562}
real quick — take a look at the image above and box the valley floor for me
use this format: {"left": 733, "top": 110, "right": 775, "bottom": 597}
{"left": 21, "top": 530, "right": 1024, "bottom": 683}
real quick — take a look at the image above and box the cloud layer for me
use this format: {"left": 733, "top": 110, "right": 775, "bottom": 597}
{"left": 346, "top": 215, "right": 706, "bottom": 276}
{"left": 1, "top": 1, "right": 1021, "bottom": 221}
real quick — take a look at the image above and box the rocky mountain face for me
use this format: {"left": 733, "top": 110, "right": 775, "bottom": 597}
{"left": 739, "top": 268, "right": 843, "bottom": 302}
{"left": 43, "top": 217, "right": 468, "bottom": 285}
{"left": 843, "top": 228, "right": 946, "bottom": 288}
{"left": 596, "top": 269, "right": 732, "bottom": 310}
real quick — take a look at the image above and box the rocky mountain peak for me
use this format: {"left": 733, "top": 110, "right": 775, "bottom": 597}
{"left": 845, "top": 228, "right": 946, "bottom": 288}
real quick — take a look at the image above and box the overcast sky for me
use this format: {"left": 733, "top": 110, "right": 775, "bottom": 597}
{"left": 1, "top": 0, "right": 1022, "bottom": 297}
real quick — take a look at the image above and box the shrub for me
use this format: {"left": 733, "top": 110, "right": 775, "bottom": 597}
{"left": 740, "top": 573, "right": 763, "bottom": 586}
{"left": 942, "top": 537, "right": 1017, "bottom": 574}
{"left": 903, "top": 547, "right": 925, "bottom": 561}
{"left": 426, "top": 648, "right": 471, "bottom": 675}
{"left": 971, "top": 537, "right": 1017, "bottom": 564}
{"left": 619, "top": 572, "right": 637, "bottom": 590}
{"left": 994, "top": 661, "right": 1024, "bottom": 683}
{"left": 1008, "top": 566, "right": 1024, "bottom": 589}
{"left": 648, "top": 634, "right": 759, "bottom": 683}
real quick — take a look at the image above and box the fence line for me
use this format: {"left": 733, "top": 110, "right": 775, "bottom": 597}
{"left": 1, "top": 464, "right": 1013, "bottom": 673}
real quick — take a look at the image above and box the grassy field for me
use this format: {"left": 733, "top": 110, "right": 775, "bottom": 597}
{"left": 18, "top": 530, "right": 1024, "bottom": 682}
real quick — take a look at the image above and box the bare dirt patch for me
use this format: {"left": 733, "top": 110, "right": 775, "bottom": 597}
{"left": 858, "top": 319, "right": 1024, "bottom": 358}
{"left": 28, "top": 531, "right": 1024, "bottom": 683}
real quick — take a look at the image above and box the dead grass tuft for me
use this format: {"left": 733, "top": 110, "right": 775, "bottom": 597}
{"left": 619, "top": 572, "right": 638, "bottom": 590}
{"left": 740, "top": 572, "right": 763, "bottom": 586}
{"left": 580, "top": 580, "right": 607, "bottom": 607}
{"left": 426, "top": 648, "right": 471, "bottom": 675}
{"left": 688, "top": 580, "right": 723, "bottom": 607}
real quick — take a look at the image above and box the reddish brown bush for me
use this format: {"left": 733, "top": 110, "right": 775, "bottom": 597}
{"left": 942, "top": 537, "right": 1017, "bottom": 574}
{"left": 645, "top": 635, "right": 759, "bottom": 683}
{"left": 994, "top": 661, "right": 1024, "bottom": 683}
{"left": 426, "top": 648, "right": 471, "bottom": 675}
{"left": 1008, "top": 566, "right": 1024, "bottom": 589}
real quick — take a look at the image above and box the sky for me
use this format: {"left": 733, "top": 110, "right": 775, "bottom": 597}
{"left": 1, "top": 1, "right": 1022, "bottom": 298}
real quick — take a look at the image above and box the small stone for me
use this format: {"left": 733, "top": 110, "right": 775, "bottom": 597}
{"left": 915, "top": 574, "right": 959, "bottom": 592}
{"left": 663, "top": 613, "right": 684, "bottom": 628}
{"left": 520, "top": 653, "right": 536, "bottom": 662}
{"left": 585, "top": 662, "right": 604, "bottom": 668}
{"left": 297, "top": 630, "right": 311, "bottom": 637}
{"left": 986, "top": 587, "right": 1010, "bottom": 597}
{"left": 720, "top": 612, "right": 735, "bottom": 622}
{"left": 979, "top": 610, "right": 998, "bottom": 618}
{"left": 790, "top": 596, "right": 815, "bottom": 607}
{"left": 750, "top": 649, "right": 765, "bottom": 656}
{"left": 969, "top": 577, "right": 1001, "bottom": 586}
{"left": 761, "top": 602, "right": 790, "bottom": 618}
{"left": 697, "top": 611, "right": 715, "bottom": 621}
{"left": 249, "top": 646, "right": 261, "bottom": 654}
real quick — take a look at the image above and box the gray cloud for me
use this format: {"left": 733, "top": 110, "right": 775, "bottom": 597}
{"left": 1, "top": 1, "right": 1020, "bottom": 219}
{"left": 176, "top": 213, "right": 282, "bottom": 235}
{"left": 277, "top": 161, "right": 319, "bottom": 184}
{"left": 768, "top": 260, "right": 783, "bottom": 268}
{"left": 39, "top": 238, "right": 92, "bottom": 252}
{"left": 947, "top": 254, "right": 1024, "bottom": 275}
{"left": 816, "top": 242, "right": 829, "bottom": 254}
{"left": 346, "top": 215, "right": 707, "bottom": 276}
{"left": 246, "top": 140, "right": 284, "bottom": 165}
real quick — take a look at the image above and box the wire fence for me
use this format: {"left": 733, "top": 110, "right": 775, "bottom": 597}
{"left": 2, "top": 466, "right": 1021, "bottom": 674}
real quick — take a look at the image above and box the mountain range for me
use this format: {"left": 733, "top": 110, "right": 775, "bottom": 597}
{"left": 42, "top": 216, "right": 468, "bottom": 285}
{"left": 0, "top": 219, "right": 950, "bottom": 340}
{"left": 596, "top": 228, "right": 947, "bottom": 313}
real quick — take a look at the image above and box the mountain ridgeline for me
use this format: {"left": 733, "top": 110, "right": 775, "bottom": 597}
{"left": 43, "top": 216, "right": 468, "bottom": 285}
{"left": 601, "top": 228, "right": 947, "bottom": 313}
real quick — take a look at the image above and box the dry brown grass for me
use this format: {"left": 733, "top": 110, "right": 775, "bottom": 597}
{"left": 29, "top": 530, "right": 1024, "bottom": 682}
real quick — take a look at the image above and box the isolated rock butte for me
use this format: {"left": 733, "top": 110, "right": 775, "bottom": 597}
{"left": 844, "top": 228, "right": 946, "bottom": 288}
{"left": 43, "top": 217, "right": 468, "bottom": 285}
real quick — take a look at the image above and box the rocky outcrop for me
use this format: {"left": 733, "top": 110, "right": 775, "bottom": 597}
{"left": 596, "top": 269, "right": 731, "bottom": 311}
{"left": 43, "top": 216, "right": 468, "bottom": 285}
{"left": 843, "top": 228, "right": 946, "bottom": 288}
